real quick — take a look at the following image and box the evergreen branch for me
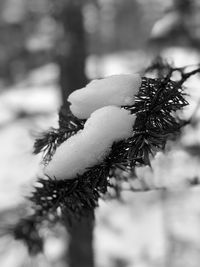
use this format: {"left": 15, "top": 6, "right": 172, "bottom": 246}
{"left": 178, "top": 66, "right": 200, "bottom": 85}
{"left": 119, "top": 77, "right": 188, "bottom": 167}
{"left": 145, "top": 56, "right": 200, "bottom": 85}
{"left": 11, "top": 62, "right": 193, "bottom": 254}
{"left": 30, "top": 163, "right": 109, "bottom": 221}
{"left": 12, "top": 163, "right": 110, "bottom": 253}
{"left": 33, "top": 110, "right": 85, "bottom": 164}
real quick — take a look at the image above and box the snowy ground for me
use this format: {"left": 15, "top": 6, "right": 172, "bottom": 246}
{"left": 0, "top": 48, "right": 200, "bottom": 267}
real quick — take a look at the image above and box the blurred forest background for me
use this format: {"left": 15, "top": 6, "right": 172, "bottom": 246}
{"left": 1, "top": 0, "right": 200, "bottom": 267}
{"left": 0, "top": 0, "right": 162, "bottom": 87}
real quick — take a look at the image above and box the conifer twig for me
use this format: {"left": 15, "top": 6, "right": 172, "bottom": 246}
{"left": 9, "top": 60, "right": 195, "bottom": 254}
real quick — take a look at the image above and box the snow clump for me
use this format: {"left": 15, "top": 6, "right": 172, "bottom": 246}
{"left": 68, "top": 74, "right": 141, "bottom": 119}
{"left": 45, "top": 106, "right": 135, "bottom": 180}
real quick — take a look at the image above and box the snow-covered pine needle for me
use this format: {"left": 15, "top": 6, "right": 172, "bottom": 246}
{"left": 11, "top": 66, "right": 192, "bottom": 254}
{"left": 33, "top": 111, "right": 85, "bottom": 164}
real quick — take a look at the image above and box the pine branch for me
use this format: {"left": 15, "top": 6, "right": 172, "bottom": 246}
{"left": 30, "top": 164, "right": 109, "bottom": 221}
{"left": 114, "top": 76, "right": 188, "bottom": 167}
{"left": 145, "top": 56, "right": 200, "bottom": 85}
{"left": 11, "top": 61, "right": 194, "bottom": 254}
{"left": 178, "top": 66, "right": 200, "bottom": 85}
{"left": 33, "top": 110, "right": 85, "bottom": 164}
{"left": 12, "top": 166, "right": 109, "bottom": 253}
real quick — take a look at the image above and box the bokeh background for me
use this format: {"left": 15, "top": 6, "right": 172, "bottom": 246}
{"left": 1, "top": 0, "right": 200, "bottom": 266}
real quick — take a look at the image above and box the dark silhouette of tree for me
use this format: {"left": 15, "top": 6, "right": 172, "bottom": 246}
{"left": 52, "top": 0, "right": 88, "bottom": 111}
{"left": 50, "top": 1, "right": 93, "bottom": 266}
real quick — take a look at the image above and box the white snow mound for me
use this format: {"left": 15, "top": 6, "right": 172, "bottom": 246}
{"left": 68, "top": 74, "right": 141, "bottom": 119}
{"left": 45, "top": 106, "right": 135, "bottom": 180}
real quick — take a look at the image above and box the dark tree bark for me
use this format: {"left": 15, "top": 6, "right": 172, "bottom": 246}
{"left": 51, "top": 1, "right": 94, "bottom": 267}
{"left": 64, "top": 211, "right": 95, "bottom": 267}
{"left": 53, "top": 0, "right": 88, "bottom": 112}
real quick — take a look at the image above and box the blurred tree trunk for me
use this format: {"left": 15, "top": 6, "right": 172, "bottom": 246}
{"left": 51, "top": 1, "right": 94, "bottom": 267}
{"left": 53, "top": 0, "right": 88, "bottom": 112}
{"left": 64, "top": 211, "right": 95, "bottom": 267}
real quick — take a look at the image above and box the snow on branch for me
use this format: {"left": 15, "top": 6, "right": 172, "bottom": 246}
{"left": 11, "top": 60, "right": 199, "bottom": 254}
{"left": 33, "top": 112, "right": 85, "bottom": 164}
{"left": 68, "top": 74, "right": 141, "bottom": 119}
